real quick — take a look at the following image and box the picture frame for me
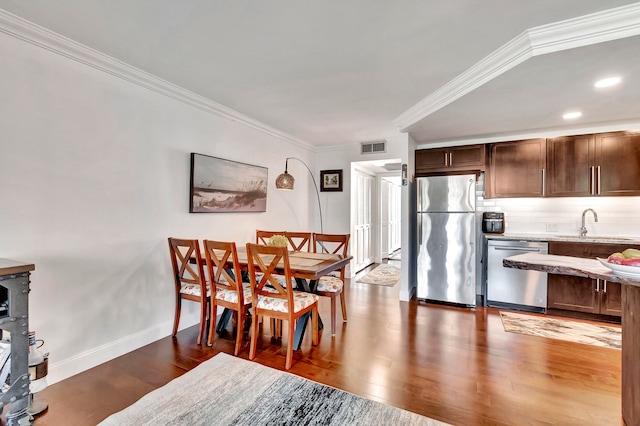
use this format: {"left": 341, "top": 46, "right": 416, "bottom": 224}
{"left": 190, "top": 153, "right": 268, "bottom": 213}
{"left": 320, "top": 169, "right": 343, "bottom": 192}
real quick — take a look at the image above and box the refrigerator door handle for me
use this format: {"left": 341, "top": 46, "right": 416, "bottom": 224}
{"left": 417, "top": 214, "right": 422, "bottom": 246}
{"left": 468, "top": 178, "right": 475, "bottom": 208}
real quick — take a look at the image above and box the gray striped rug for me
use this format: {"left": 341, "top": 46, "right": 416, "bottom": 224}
{"left": 98, "top": 353, "right": 448, "bottom": 425}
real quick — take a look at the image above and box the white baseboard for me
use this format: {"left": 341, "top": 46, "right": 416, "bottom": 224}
{"left": 46, "top": 319, "right": 197, "bottom": 385}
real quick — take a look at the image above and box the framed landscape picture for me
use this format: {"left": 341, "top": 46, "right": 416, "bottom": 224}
{"left": 190, "top": 153, "right": 268, "bottom": 213}
{"left": 320, "top": 169, "right": 343, "bottom": 192}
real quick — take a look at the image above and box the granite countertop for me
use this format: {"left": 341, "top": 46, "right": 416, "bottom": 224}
{"left": 484, "top": 233, "right": 640, "bottom": 245}
{"left": 503, "top": 252, "right": 640, "bottom": 288}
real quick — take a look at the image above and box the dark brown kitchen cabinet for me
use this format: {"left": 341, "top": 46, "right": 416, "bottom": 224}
{"left": 547, "top": 242, "right": 626, "bottom": 319}
{"left": 546, "top": 131, "right": 640, "bottom": 197}
{"left": 485, "top": 138, "right": 546, "bottom": 198}
{"left": 594, "top": 132, "right": 640, "bottom": 196}
{"left": 415, "top": 144, "right": 485, "bottom": 174}
{"left": 546, "top": 134, "right": 594, "bottom": 197}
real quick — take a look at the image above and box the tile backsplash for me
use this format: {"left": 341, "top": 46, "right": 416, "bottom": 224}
{"left": 475, "top": 173, "right": 640, "bottom": 237}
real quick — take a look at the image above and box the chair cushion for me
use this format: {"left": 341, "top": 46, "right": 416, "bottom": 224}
{"left": 256, "top": 292, "right": 319, "bottom": 313}
{"left": 180, "top": 284, "right": 210, "bottom": 297}
{"left": 254, "top": 272, "right": 297, "bottom": 289}
{"left": 316, "top": 276, "right": 344, "bottom": 293}
{"left": 215, "top": 284, "right": 252, "bottom": 305}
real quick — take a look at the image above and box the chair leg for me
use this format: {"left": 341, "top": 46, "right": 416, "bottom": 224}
{"left": 207, "top": 303, "right": 218, "bottom": 346}
{"left": 285, "top": 318, "right": 295, "bottom": 370}
{"left": 197, "top": 299, "right": 208, "bottom": 345}
{"left": 340, "top": 290, "right": 347, "bottom": 321}
{"left": 172, "top": 295, "right": 181, "bottom": 337}
{"left": 249, "top": 313, "right": 259, "bottom": 360}
{"left": 330, "top": 294, "right": 337, "bottom": 336}
{"left": 234, "top": 309, "right": 244, "bottom": 356}
{"left": 311, "top": 305, "right": 319, "bottom": 346}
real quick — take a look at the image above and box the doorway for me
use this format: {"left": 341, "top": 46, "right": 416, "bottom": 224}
{"left": 350, "top": 159, "right": 402, "bottom": 274}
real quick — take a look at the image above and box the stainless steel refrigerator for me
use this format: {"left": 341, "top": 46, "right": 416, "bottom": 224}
{"left": 416, "top": 174, "right": 476, "bottom": 306}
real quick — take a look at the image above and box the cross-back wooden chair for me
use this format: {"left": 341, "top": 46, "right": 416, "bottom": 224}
{"left": 246, "top": 243, "right": 319, "bottom": 370}
{"left": 203, "top": 240, "right": 251, "bottom": 355}
{"left": 312, "top": 233, "right": 350, "bottom": 335}
{"left": 255, "top": 230, "right": 285, "bottom": 245}
{"left": 283, "top": 231, "right": 312, "bottom": 252}
{"left": 168, "top": 237, "right": 209, "bottom": 345}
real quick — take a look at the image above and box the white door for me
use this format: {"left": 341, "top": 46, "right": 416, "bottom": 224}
{"left": 389, "top": 181, "right": 402, "bottom": 253}
{"left": 353, "top": 169, "right": 375, "bottom": 272}
{"left": 380, "top": 179, "right": 391, "bottom": 259}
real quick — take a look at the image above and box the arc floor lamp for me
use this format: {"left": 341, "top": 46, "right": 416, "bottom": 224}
{"left": 275, "top": 157, "right": 324, "bottom": 233}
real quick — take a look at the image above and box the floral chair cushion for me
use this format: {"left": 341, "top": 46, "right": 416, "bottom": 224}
{"left": 180, "top": 283, "right": 210, "bottom": 297}
{"left": 256, "top": 292, "right": 318, "bottom": 313}
{"left": 215, "top": 283, "right": 252, "bottom": 305}
{"left": 316, "top": 276, "right": 343, "bottom": 293}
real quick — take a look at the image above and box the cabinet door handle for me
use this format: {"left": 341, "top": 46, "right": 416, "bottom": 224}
{"left": 603, "top": 280, "right": 607, "bottom": 293}
{"left": 541, "top": 168, "right": 545, "bottom": 196}
{"left": 597, "top": 166, "right": 601, "bottom": 195}
{"left": 595, "top": 279, "right": 600, "bottom": 293}
{"left": 449, "top": 152, "right": 453, "bottom": 167}
{"left": 589, "top": 166, "right": 595, "bottom": 195}
{"left": 444, "top": 152, "right": 449, "bottom": 167}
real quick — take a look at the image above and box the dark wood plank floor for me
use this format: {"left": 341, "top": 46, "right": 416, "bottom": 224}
{"left": 32, "top": 261, "right": 622, "bottom": 425}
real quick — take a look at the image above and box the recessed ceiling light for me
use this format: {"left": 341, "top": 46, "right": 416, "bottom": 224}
{"left": 563, "top": 111, "right": 582, "bottom": 120}
{"left": 594, "top": 77, "right": 621, "bottom": 88}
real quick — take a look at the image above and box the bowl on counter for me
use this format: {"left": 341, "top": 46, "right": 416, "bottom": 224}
{"left": 596, "top": 258, "right": 640, "bottom": 278}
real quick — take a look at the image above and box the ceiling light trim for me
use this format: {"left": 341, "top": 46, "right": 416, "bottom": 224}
{"left": 394, "top": 2, "right": 640, "bottom": 132}
{"left": 0, "top": 8, "right": 314, "bottom": 151}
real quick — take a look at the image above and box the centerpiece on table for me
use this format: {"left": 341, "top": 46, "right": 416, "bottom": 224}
{"left": 268, "top": 235, "right": 288, "bottom": 247}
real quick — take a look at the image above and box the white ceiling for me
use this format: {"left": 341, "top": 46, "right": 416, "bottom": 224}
{"left": 1, "top": 1, "right": 639, "bottom": 148}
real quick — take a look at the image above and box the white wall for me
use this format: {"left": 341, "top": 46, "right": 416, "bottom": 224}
{"left": 0, "top": 29, "right": 315, "bottom": 383}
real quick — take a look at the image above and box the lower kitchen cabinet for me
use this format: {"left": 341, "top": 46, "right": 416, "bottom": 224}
{"left": 547, "top": 274, "right": 621, "bottom": 317}
{"left": 547, "top": 241, "right": 628, "bottom": 320}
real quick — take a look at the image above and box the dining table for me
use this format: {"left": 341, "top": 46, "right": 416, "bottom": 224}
{"left": 202, "top": 246, "right": 352, "bottom": 350}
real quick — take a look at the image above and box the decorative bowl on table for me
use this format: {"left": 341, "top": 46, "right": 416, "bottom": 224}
{"left": 596, "top": 258, "right": 640, "bottom": 278}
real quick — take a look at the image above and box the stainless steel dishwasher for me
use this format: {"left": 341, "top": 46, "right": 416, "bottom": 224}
{"left": 487, "top": 240, "right": 548, "bottom": 312}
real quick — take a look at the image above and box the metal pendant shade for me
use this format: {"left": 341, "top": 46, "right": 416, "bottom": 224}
{"left": 275, "top": 171, "right": 295, "bottom": 190}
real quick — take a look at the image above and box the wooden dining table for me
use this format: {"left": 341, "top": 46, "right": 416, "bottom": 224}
{"left": 204, "top": 246, "right": 352, "bottom": 350}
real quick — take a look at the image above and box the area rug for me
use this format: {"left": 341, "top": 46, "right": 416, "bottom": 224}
{"left": 356, "top": 264, "right": 401, "bottom": 287}
{"left": 500, "top": 311, "right": 621, "bottom": 350}
{"left": 98, "top": 353, "right": 448, "bottom": 425}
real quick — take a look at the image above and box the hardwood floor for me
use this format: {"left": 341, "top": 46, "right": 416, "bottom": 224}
{"left": 32, "top": 262, "right": 622, "bottom": 425}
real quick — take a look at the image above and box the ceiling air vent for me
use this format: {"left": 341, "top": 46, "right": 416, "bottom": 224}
{"left": 361, "top": 141, "right": 386, "bottom": 154}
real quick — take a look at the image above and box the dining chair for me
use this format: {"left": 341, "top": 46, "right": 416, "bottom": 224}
{"left": 312, "top": 233, "right": 350, "bottom": 335}
{"left": 283, "top": 231, "right": 312, "bottom": 251}
{"left": 255, "top": 229, "right": 295, "bottom": 289}
{"left": 203, "top": 239, "right": 251, "bottom": 355}
{"left": 255, "top": 230, "right": 285, "bottom": 245}
{"left": 246, "top": 243, "right": 319, "bottom": 370}
{"left": 168, "top": 237, "right": 209, "bottom": 345}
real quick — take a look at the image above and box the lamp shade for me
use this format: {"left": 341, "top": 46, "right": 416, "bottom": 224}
{"left": 275, "top": 171, "right": 295, "bottom": 190}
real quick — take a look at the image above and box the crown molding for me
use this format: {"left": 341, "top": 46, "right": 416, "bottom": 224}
{"left": 0, "top": 9, "right": 314, "bottom": 150}
{"left": 394, "top": 2, "right": 640, "bottom": 132}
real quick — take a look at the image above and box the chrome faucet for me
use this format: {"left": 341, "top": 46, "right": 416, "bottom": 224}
{"left": 580, "top": 208, "right": 598, "bottom": 237}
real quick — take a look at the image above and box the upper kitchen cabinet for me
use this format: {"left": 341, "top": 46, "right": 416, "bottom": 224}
{"left": 485, "top": 138, "right": 546, "bottom": 198}
{"left": 546, "top": 134, "right": 594, "bottom": 197}
{"left": 594, "top": 132, "right": 640, "bottom": 196}
{"left": 415, "top": 144, "right": 486, "bottom": 175}
{"left": 546, "top": 131, "right": 640, "bottom": 197}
